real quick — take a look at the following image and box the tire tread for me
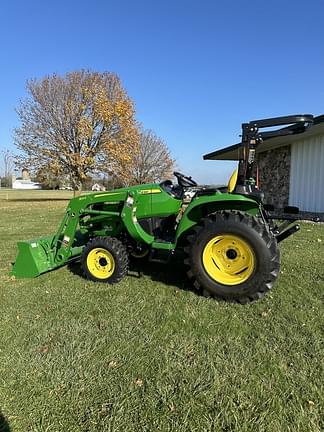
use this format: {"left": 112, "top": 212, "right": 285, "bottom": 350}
{"left": 185, "top": 210, "right": 280, "bottom": 303}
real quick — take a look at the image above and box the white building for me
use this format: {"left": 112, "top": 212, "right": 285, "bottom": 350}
{"left": 12, "top": 168, "right": 42, "bottom": 190}
{"left": 12, "top": 179, "right": 42, "bottom": 190}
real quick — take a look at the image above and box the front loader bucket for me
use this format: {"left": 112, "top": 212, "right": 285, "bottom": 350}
{"left": 11, "top": 236, "right": 56, "bottom": 279}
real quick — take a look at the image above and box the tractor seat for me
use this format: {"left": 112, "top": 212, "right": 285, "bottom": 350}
{"left": 160, "top": 180, "right": 183, "bottom": 199}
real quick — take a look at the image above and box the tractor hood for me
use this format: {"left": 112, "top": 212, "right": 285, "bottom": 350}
{"left": 93, "top": 183, "right": 161, "bottom": 195}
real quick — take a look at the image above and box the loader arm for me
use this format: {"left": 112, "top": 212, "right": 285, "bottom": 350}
{"left": 11, "top": 189, "right": 155, "bottom": 279}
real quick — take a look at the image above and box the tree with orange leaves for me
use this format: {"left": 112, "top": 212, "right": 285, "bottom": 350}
{"left": 14, "top": 70, "right": 139, "bottom": 192}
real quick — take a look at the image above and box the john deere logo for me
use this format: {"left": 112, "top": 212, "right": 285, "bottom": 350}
{"left": 139, "top": 189, "right": 161, "bottom": 195}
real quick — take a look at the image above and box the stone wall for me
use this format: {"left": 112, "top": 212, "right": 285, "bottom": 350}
{"left": 257, "top": 145, "right": 291, "bottom": 208}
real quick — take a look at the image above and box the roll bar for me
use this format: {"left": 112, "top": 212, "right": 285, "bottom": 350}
{"left": 238, "top": 114, "right": 314, "bottom": 186}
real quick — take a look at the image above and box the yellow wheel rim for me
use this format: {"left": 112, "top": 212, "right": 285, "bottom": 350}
{"left": 86, "top": 248, "right": 115, "bottom": 279}
{"left": 202, "top": 234, "right": 255, "bottom": 285}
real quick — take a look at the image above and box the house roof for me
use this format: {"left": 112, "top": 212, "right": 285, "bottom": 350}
{"left": 203, "top": 114, "right": 324, "bottom": 161}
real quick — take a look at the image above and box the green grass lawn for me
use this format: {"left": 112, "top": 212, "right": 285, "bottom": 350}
{"left": 0, "top": 188, "right": 75, "bottom": 201}
{"left": 0, "top": 190, "right": 323, "bottom": 431}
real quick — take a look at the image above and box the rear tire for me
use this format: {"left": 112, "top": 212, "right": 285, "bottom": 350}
{"left": 185, "top": 211, "right": 280, "bottom": 303}
{"left": 81, "top": 237, "right": 128, "bottom": 283}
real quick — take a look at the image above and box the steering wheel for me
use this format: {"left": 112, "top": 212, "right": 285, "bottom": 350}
{"left": 173, "top": 171, "right": 198, "bottom": 187}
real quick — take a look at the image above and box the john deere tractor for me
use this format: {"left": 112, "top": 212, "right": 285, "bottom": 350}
{"left": 11, "top": 114, "right": 318, "bottom": 303}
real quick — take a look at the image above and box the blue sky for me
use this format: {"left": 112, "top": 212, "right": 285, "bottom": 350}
{"left": 0, "top": 0, "right": 323, "bottom": 183}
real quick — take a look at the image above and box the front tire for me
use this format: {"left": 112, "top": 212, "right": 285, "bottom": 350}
{"left": 81, "top": 237, "right": 128, "bottom": 283}
{"left": 185, "top": 211, "right": 280, "bottom": 303}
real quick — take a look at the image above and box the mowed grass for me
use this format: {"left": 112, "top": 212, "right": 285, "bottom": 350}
{"left": 0, "top": 190, "right": 323, "bottom": 432}
{"left": 0, "top": 188, "right": 75, "bottom": 201}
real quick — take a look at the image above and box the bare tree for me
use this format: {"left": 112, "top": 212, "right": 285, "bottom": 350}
{"left": 0, "top": 149, "right": 15, "bottom": 187}
{"left": 110, "top": 129, "right": 174, "bottom": 185}
{"left": 14, "top": 70, "right": 139, "bottom": 192}
{"left": 134, "top": 130, "right": 174, "bottom": 183}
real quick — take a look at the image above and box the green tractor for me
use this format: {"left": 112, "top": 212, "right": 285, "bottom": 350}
{"left": 11, "top": 114, "right": 318, "bottom": 303}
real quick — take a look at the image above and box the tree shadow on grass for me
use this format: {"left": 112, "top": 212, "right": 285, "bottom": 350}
{"left": 0, "top": 412, "right": 10, "bottom": 432}
{"left": 67, "top": 251, "right": 197, "bottom": 296}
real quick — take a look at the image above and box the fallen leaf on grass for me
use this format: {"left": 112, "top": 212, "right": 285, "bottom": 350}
{"left": 96, "top": 321, "right": 107, "bottom": 331}
{"left": 135, "top": 378, "right": 143, "bottom": 387}
{"left": 261, "top": 309, "right": 271, "bottom": 317}
{"left": 169, "top": 403, "right": 176, "bottom": 412}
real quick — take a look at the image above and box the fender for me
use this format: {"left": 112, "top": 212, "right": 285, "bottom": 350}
{"left": 175, "top": 192, "right": 259, "bottom": 241}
